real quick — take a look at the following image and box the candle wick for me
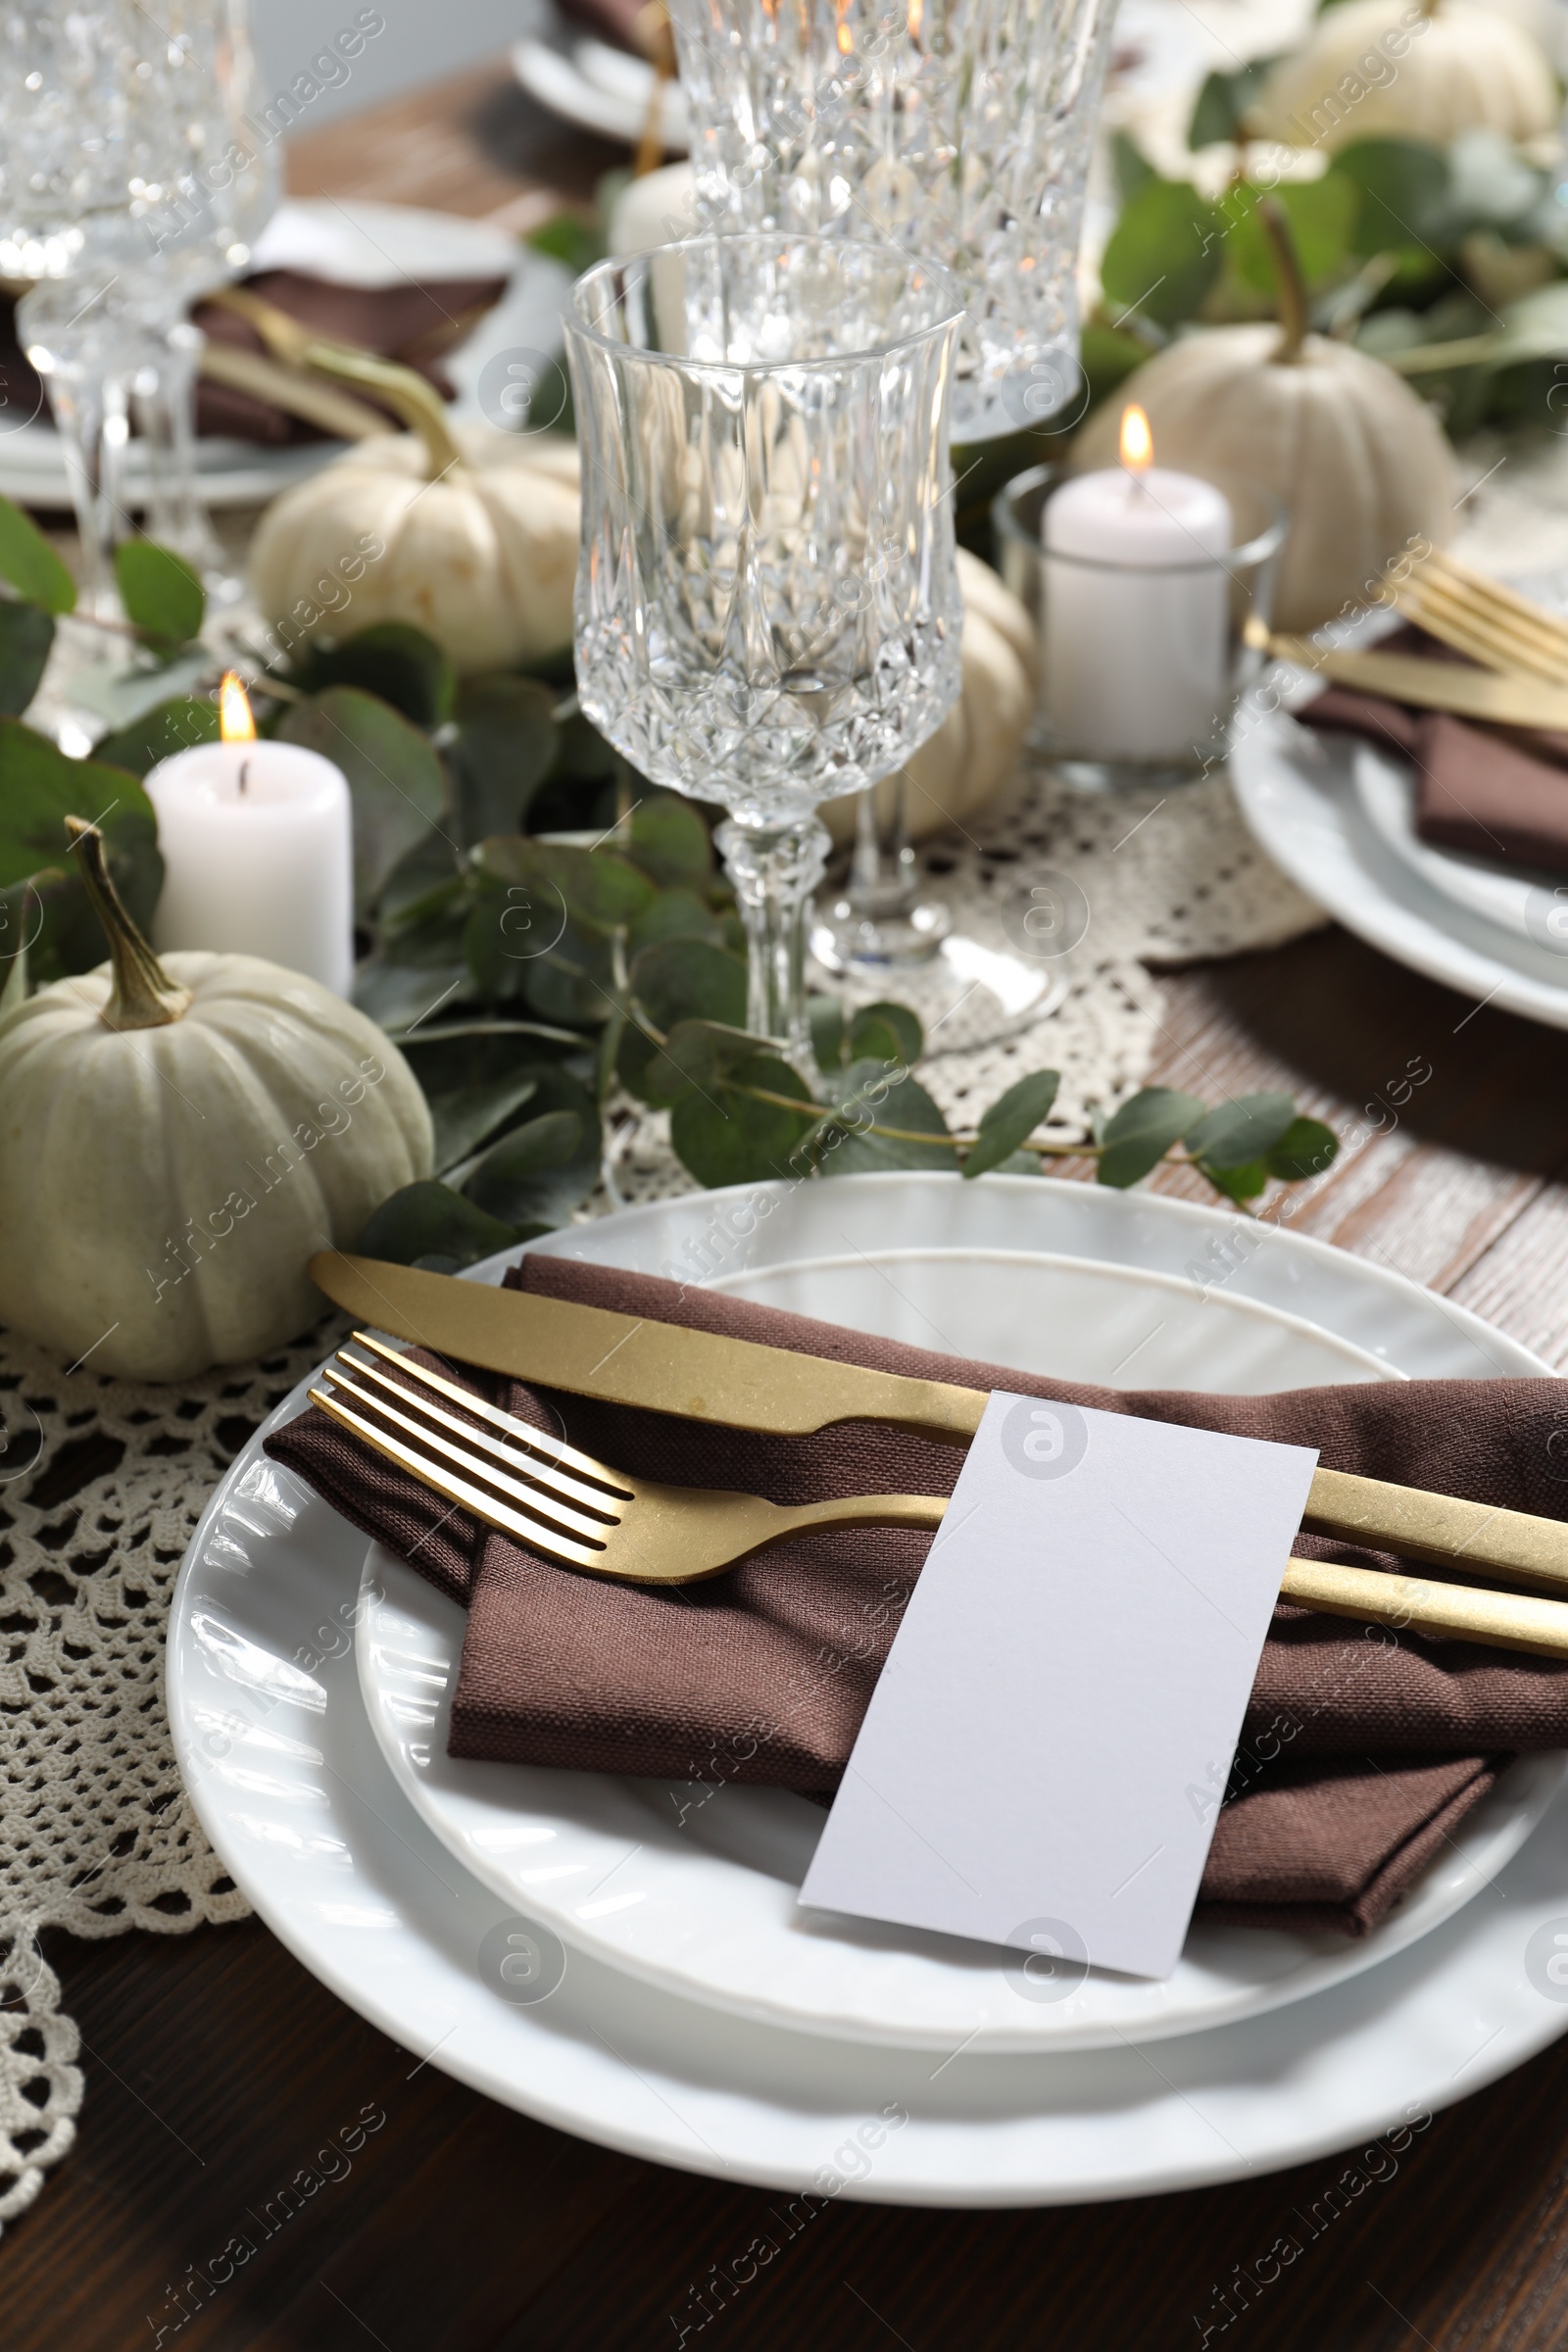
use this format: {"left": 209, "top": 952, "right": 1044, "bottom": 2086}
{"left": 238, "top": 760, "right": 250, "bottom": 795}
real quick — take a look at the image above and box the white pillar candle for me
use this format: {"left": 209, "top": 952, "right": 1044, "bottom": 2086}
{"left": 1042, "top": 407, "right": 1234, "bottom": 762}
{"left": 144, "top": 681, "right": 355, "bottom": 995}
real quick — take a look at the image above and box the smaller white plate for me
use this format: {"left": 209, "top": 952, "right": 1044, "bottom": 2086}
{"left": 357, "top": 1546, "right": 1565, "bottom": 2053}
{"left": 1353, "top": 751, "right": 1568, "bottom": 951}
{"left": 1230, "top": 704, "right": 1568, "bottom": 1032}
{"left": 512, "top": 36, "right": 690, "bottom": 150}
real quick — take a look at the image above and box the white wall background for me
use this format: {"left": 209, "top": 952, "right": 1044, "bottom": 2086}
{"left": 250, "top": 0, "right": 548, "bottom": 126}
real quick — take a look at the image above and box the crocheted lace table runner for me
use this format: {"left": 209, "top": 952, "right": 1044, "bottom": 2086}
{"left": 0, "top": 753, "right": 1324, "bottom": 2233}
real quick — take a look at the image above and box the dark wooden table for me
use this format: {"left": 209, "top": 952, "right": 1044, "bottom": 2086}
{"left": 12, "top": 68, "right": 1568, "bottom": 2352}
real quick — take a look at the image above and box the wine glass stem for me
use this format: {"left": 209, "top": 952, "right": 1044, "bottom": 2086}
{"left": 39, "top": 357, "right": 129, "bottom": 622}
{"left": 715, "top": 811, "right": 829, "bottom": 1064}
{"left": 132, "top": 323, "right": 228, "bottom": 588}
{"left": 848, "top": 777, "right": 916, "bottom": 918}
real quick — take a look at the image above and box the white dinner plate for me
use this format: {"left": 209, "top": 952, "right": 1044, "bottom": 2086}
{"left": 169, "top": 1175, "right": 1568, "bottom": 2201}
{"left": 351, "top": 1198, "right": 1562, "bottom": 2052}
{"left": 1230, "top": 701, "right": 1568, "bottom": 1032}
{"left": 4, "top": 200, "right": 573, "bottom": 512}
{"left": 512, "top": 37, "right": 691, "bottom": 151}
{"left": 1353, "top": 749, "right": 1568, "bottom": 948}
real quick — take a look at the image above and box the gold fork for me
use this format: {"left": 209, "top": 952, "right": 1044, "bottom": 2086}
{"left": 307, "top": 1340, "right": 1568, "bottom": 1659}
{"left": 1391, "top": 550, "right": 1568, "bottom": 688}
{"left": 310, "top": 1336, "right": 948, "bottom": 1582}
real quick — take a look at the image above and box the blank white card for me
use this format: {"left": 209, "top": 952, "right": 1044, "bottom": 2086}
{"left": 799, "top": 1395, "right": 1319, "bottom": 1982}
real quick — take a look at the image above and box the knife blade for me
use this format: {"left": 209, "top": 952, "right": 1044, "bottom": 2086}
{"left": 307, "top": 1251, "right": 1568, "bottom": 1595}
{"left": 308, "top": 1250, "right": 987, "bottom": 1443}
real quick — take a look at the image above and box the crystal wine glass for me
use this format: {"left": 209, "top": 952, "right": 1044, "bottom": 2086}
{"left": 1, "top": 2, "right": 274, "bottom": 614}
{"left": 564, "top": 234, "right": 965, "bottom": 1062}
{"left": 665, "top": 0, "right": 1118, "bottom": 976}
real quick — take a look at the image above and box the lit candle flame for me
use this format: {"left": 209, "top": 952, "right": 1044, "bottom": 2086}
{"left": 1119, "top": 403, "right": 1153, "bottom": 474}
{"left": 907, "top": 0, "right": 922, "bottom": 37}
{"left": 835, "top": 0, "right": 853, "bottom": 54}
{"left": 219, "top": 671, "right": 257, "bottom": 745}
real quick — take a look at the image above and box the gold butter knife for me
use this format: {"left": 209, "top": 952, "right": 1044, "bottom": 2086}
{"left": 308, "top": 1251, "right": 1568, "bottom": 1600}
{"left": 1254, "top": 627, "right": 1568, "bottom": 730}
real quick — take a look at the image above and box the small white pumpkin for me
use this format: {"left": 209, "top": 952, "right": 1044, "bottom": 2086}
{"left": 822, "top": 551, "right": 1036, "bottom": 849}
{"left": 249, "top": 414, "right": 581, "bottom": 676}
{"left": 1072, "top": 225, "right": 1458, "bottom": 633}
{"left": 1252, "top": 0, "right": 1557, "bottom": 152}
{"left": 0, "top": 823, "right": 433, "bottom": 1383}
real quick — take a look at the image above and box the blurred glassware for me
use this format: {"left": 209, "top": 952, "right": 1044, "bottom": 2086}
{"left": 0, "top": 2, "right": 277, "bottom": 614}
{"left": 665, "top": 0, "right": 1118, "bottom": 971}
{"left": 564, "top": 233, "right": 964, "bottom": 1060}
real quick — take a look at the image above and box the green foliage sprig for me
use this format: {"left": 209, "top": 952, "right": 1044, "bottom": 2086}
{"left": 0, "top": 495, "right": 1338, "bottom": 1267}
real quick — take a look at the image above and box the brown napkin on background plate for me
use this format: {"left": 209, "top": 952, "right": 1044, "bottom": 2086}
{"left": 0, "top": 269, "right": 508, "bottom": 452}
{"left": 1301, "top": 623, "right": 1568, "bottom": 877}
{"left": 267, "top": 1254, "right": 1568, "bottom": 1939}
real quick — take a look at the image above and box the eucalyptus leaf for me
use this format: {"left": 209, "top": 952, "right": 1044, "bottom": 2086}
{"left": 1096, "top": 1087, "right": 1205, "bottom": 1189}
{"left": 619, "top": 935, "right": 749, "bottom": 1100}
{"left": 818, "top": 1062, "right": 954, "bottom": 1176}
{"left": 477, "top": 833, "right": 655, "bottom": 936}
{"left": 0, "top": 722, "right": 162, "bottom": 979}
{"left": 962, "top": 1068, "right": 1061, "bottom": 1179}
{"left": 278, "top": 686, "right": 449, "bottom": 917}
{"left": 1228, "top": 174, "right": 1360, "bottom": 295}
{"left": 115, "top": 538, "right": 205, "bottom": 645}
{"left": 849, "top": 1000, "right": 923, "bottom": 1067}
{"left": 519, "top": 913, "right": 617, "bottom": 1027}
{"left": 352, "top": 955, "right": 472, "bottom": 1035}
{"left": 625, "top": 794, "right": 712, "bottom": 889}
{"left": 0, "top": 602, "right": 53, "bottom": 717}
{"left": 404, "top": 1059, "right": 540, "bottom": 1176}
{"left": 1100, "top": 178, "right": 1223, "bottom": 328}
{"left": 1266, "top": 1115, "right": 1340, "bottom": 1181}
{"left": 626, "top": 887, "right": 725, "bottom": 954}
{"left": 377, "top": 826, "right": 465, "bottom": 929}
{"left": 1188, "top": 55, "right": 1281, "bottom": 150}
{"left": 1111, "top": 131, "right": 1157, "bottom": 203}
{"left": 91, "top": 697, "right": 220, "bottom": 777}
{"left": 449, "top": 674, "right": 558, "bottom": 846}
{"left": 670, "top": 1052, "right": 819, "bottom": 1188}
{"left": 809, "top": 994, "right": 847, "bottom": 1075}
{"left": 1184, "top": 1092, "right": 1298, "bottom": 1170}
{"left": 642, "top": 1016, "right": 775, "bottom": 1109}
{"left": 0, "top": 495, "right": 75, "bottom": 614}
{"left": 355, "top": 1179, "right": 520, "bottom": 1271}
{"left": 0, "top": 921, "right": 26, "bottom": 1014}
{"left": 460, "top": 1063, "right": 602, "bottom": 1224}
{"left": 1200, "top": 1157, "right": 1269, "bottom": 1203}
{"left": 290, "top": 622, "right": 456, "bottom": 728}
{"left": 1335, "top": 138, "right": 1451, "bottom": 258}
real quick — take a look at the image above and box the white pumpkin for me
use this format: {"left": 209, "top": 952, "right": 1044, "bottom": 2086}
{"left": 1072, "top": 319, "right": 1457, "bottom": 633}
{"left": 822, "top": 551, "right": 1036, "bottom": 849}
{"left": 249, "top": 421, "right": 581, "bottom": 675}
{"left": 0, "top": 825, "right": 433, "bottom": 1383}
{"left": 1252, "top": 0, "right": 1557, "bottom": 152}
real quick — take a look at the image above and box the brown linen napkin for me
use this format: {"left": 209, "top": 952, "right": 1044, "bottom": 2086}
{"left": 0, "top": 270, "right": 508, "bottom": 452}
{"left": 267, "top": 1255, "right": 1568, "bottom": 1937}
{"left": 1300, "top": 623, "right": 1568, "bottom": 876}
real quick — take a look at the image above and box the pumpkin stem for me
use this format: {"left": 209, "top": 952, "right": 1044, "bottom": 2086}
{"left": 298, "top": 342, "right": 466, "bottom": 479}
{"left": 66, "top": 817, "right": 193, "bottom": 1031}
{"left": 1258, "top": 196, "right": 1311, "bottom": 364}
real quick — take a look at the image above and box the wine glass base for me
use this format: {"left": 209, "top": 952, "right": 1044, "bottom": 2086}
{"left": 810, "top": 895, "right": 954, "bottom": 972}
{"left": 809, "top": 921, "right": 1070, "bottom": 1056}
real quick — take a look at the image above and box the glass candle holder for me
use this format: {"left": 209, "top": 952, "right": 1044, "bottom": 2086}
{"left": 994, "top": 463, "right": 1289, "bottom": 792}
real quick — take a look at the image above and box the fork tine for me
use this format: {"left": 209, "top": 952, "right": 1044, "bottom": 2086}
{"left": 1398, "top": 578, "right": 1564, "bottom": 680}
{"left": 1429, "top": 552, "right": 1568, "bottom": 652}
{"left": 321, "top": 1367, "right": 622, "bottom": 1548}
{"left": 334, "top": 1348, "right": 625, "bottom": 1520}
{"left": 308, "top": 1385, "right": 609, "bottom": 1572}
{"left": 347, "top": 1330, "right": 632, "bottom": 1495}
